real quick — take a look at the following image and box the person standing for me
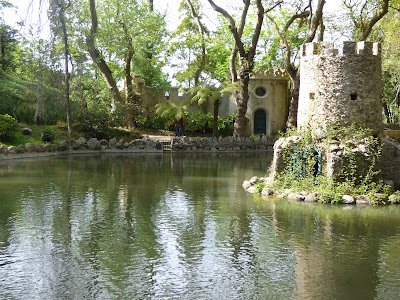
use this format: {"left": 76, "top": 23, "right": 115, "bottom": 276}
{"left": 180, "top": 117, "right": 186, "bottom": 136}
{"left": 174, "top": 119, "right": 182, "bottom": 136}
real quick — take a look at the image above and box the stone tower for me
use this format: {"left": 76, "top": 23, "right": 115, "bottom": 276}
{"left": 297, "top": 41, "right": 382, "bottom": 137}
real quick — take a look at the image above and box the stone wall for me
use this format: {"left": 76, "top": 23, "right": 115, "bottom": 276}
{"left": 378, "top": 136, "right": 400, "bottom": 190}
{"left": 0, "top": 136, "right": 276, "bottom": 160}
{"left": 172, "top": 136, "right": 276, "bottom": 152}
{"left": 298, "top": 41, "right": 382, "bottom": 137}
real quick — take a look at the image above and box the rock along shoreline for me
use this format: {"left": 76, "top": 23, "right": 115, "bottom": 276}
{"left": 243, "top": 176, "right": 400, "bottom": 206}
{"left": 0, "top": 136, "right": 277, "bottom": 160}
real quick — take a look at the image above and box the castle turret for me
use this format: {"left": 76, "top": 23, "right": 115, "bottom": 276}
{"left": 297, "top": 41, "right": 382, "bottom": 137}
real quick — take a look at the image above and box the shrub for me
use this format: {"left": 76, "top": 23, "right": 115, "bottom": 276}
{"left": 134, "top": 115, "right": 150, "bottom": 129}
{"left": 0, "top": 114, "right": 18, "bottom": 141}
{"left": 184, "top": 111, "right": 213, "bottom": 133}
{"left": 41, "top": 128, "right": 56, "bottom": 143}
{"left": 150, "top": 116, "right": 167, "bottom": 130}
{"left": 22, "top": 127, "right": 32, "bottom": 135}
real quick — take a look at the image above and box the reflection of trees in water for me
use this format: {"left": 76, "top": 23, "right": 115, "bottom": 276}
{"left": 270, "top": 202, "right": 400, "bottom": 300}
{"left": 1, "top": 154, "right": 399, "bottom": 298}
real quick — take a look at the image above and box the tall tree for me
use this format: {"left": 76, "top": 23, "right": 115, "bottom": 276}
{"left": 49, "top": 0, "right": 72, "bottom": 138}
{"left": 267, "top": 0, "right": 325, "bottom": 128}
{"left": 0, "top": 24, "right": 18, "bottom": 72}
{"left": 87, "top": 0, "right": 123, "bottom": 109}
{"left": 207, "top": 0, "right": 282, "bottom": 136}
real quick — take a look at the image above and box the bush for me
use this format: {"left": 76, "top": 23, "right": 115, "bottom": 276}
{"left": 41, "top": 128, "right": 56, "bottom": 143}
{"left": 0, "top": 114, "right": 18, "bottom": 141}
{"left": 184, "top": 111, "right": 213, "bottom": 133}
{"left": 150, "top": 116, "right": 168, "bottom": 130}
{"left": 22, "top": 127, "right": 32, "bottom": 135}
{"left": 134, "top": 115, "right": 150, "bottom": 129}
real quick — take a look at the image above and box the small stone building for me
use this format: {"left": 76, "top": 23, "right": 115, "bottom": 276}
{"left": 244, "top": 70, "right": 289, "bottom": 136}
{"left": 139, "top": 70, "right": 290, "bottom": 136}
{"left": 205, "top": 70, "right": 289, "bottom": 136}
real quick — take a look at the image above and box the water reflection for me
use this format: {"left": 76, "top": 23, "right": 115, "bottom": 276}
{"left": 0, "top": 153, "right": 399, "bottom": 299}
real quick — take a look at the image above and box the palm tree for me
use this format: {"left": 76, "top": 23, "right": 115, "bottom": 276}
{"left": 154, "top": 99, "right": 190, "bottom": 133}
{"left": 188, "top": 81, "right": 240, "bottom": 137}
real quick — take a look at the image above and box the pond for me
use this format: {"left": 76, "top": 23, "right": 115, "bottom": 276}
{"left": 0, "top": 153, "right": 400, "bottom": 299}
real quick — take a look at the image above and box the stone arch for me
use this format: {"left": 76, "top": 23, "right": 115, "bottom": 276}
{"left": 253, "top": 109, "right": 269, "bottom": 135}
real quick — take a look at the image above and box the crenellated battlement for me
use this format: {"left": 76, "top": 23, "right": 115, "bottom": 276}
{"left": 251, "top": 69, "right": 289, "bottom": 80}
{"left": 302, "top": 41, "right": 381, "bottom": 58}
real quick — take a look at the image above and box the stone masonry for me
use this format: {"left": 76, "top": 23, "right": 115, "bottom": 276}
{"left": 298, "top": 41, "right": 382, "bottom": 137}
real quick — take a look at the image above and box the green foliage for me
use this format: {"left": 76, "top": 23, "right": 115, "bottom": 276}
{"left": 0, "top": 73, "right": 64, "bottom": 124}
{"left": 271, "top": 124, "right": 388, "bottom": 203}
{"left": 0, "top": 24, "right": 18, "bottom": 72}
{"left": 183, "top": 111, "right": 213, "bottom": 133}
{"left": 134, "top": 115, "right": 150, "bottom": 129}
{"left": 155, "top": 99, "right": 189, "bottom": 120}
{"left": 0, "top": 114, "right": 17, "bottom": 141}
{"left": 150, "top": 116, "right": 169, "bottom": 130}
{"left": 255, "top": 182, "right": 265, "bottom": 195}
{"left": 41, "top": 128, "right": 56, "bottom": 143}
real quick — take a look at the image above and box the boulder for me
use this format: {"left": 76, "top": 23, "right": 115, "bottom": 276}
{"left": 355, "top": 195, "right": 370, "bottom": 205}
{"left": 247, "top": 186, "right": 256, "bottom": 194}
{"left": 388, "top": 194, "right": 399, "bottom": 204}
{"left": 305, "top": 192, "right": 319, "bottom": 203}
{"left": 17, "top": 145, "right": 26, "bottom": 153}
{"left": 33, "top": 144, "right": 45, "bottom": 152}
{"left": 287, "top": 192, "right": 305, "bottom": 202}
{"left": 87, "top": 138, "right": 101, "bottom": 150}
{"left": 0, "top": 145, "right": 7, "bottom": 154}
{"left": 342, "top": 195, "right": 355, "bottom": 204}
{"left": 57, "top": 141, "right": 69, "bottom": 151}
{"left": 242, "top": 180, "right": 251, "bottom": 190}
{"left": 249, "top": 176, "right": 259, "bottom": 185}
{"left": 100, "top": 139, "right": 109, "bottom": 147}
{"left": 76, "top": 137, "right": 87, "bottom": 148}
{"left": 261, "top": 188, "right": 274, "bottom": 197}
{"left": 25, "top": 143, "right": 34, "bottom": 152}
{"left": 7, "top": 146, "right": 18, "bottom": 154}
{"left": 109, "top": 137, "right": 117, "bottom": 148}
{"left": 372, "top": 193, "right": 389, "bottom": 204}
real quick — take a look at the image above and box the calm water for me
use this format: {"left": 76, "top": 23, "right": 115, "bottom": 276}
{"left": 0, "top": 153, "right": 399, "bottom": 300}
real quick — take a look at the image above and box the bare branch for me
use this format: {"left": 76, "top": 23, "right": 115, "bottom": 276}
{"left": 283, "top": 11, "right": 310, "bottom": 32}
{"left": 306, "top": 0, "right": 325, "bottom": 43}
{"left": 359, "top": 0, "right": 389, "bottom": 41}
{"left": 207, "top": 0, "right": 246, "bottom": 57}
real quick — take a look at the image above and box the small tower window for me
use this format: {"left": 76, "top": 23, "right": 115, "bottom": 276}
{"left": 309, "top": 92, "right": 315, "bottom": 100}
{"left": 351, "top": 93, "right": 358, "bottom": 100}
{"left": 253, "top": 86, "right": 268, "bottom": 98}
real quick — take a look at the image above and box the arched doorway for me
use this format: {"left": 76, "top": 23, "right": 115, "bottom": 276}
{"left": 254, "top": 109, "right": 268, "bottom": 135}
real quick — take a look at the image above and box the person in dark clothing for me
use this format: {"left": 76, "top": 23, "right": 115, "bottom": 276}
{"left": 180, "top": 118, "right": 186, "bottom": 136}
{"left": 174, "top": 119, "right": 182, "bottom": 136}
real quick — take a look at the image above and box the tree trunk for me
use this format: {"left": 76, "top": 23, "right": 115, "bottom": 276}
{"left": 54, "top": 0, "right": 72, "bottom": 138}
{"left": 234, "top": 64, "right": 251, "bottom": 137}
{"left": 87, "top": 0, "right": 122, "bottom": 110}
{"left": 185, "top": 0, "right": 206, "bottom": 86}
{"left": 147, "top": 0, "right": 153, "bottom": 12}
{"left": 286, "top": 68, "right": 300, "bottom": 128}
{"left": 207, "top": 0, "right": 265, "bottom": 137}
{"left": 213, "top": 98, "right": 220, "bottom": 137}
